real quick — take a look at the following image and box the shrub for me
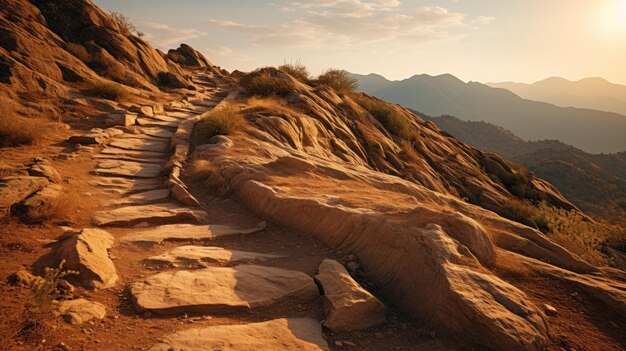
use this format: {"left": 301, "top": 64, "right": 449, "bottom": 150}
{"left": 186, "top": 158, "right": 227, "bottom": 193}
{"left": 317, "top": 69, "right": 358, "bottom": 94}
{"left": 501, "top": 172, "right": 544, "bottom": 202}
{"left": 25, "top": 190, "right": 82, "bottom": 223}
{"left": 0, "top": 101, "right": 52, "bottom": 147}
{"left": 193, "top": 106, "right": 244, "bottom": 143}
{"left": 84, "top": 81, "right": 127, "bottom": 100}
{"left": 278, "top": 60, "right": 310, "bottom": 82}
{"left": 109, "top": 11, "right": 136, "bottom": 36}
{"left": 64, "top": 43, "right": 91, "bottom": 62}
{"left": 499, "top": 200, "right": 550, "bottom": 232}
{"left": 352, "top": 94, "right": 413, "bottom": 139}
{"left": 244, "top": 73, "right": 292, "bottom": 97}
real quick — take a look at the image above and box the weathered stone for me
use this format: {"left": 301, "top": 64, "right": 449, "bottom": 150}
{"left": 137, "top": 117, "right": 178, "bottom": 128}
{"left": 0, "top": 176, "right": 48, "bottom": 216}
{"left": 95, "top": 160, "right": 163, "bottom": 178}
{"left": 131, "top": 265, "right": 319, "bottom": 315}
{"left": 129, "top": 105, "right": 154, "bottom": 117}
{"left": 89, "top": 177, "right": 163, "bottom": 193}
{"left": 100, "top": 147, "right": 166, "bottom": 160}
{"left": 315, "top": 259, "right": 386, "bottom": 332}
{"left": 21, "top": 183, "right": 63, "bottom": 210}
{"left": 105, "top": 113, "right": 137, "bottom": 127}
{"left": 109, "top": 138, "right": 169, "bottom": 152}
{"left": 69, "top": 128, "right": 124, "bottom": 145}
{"left": 144, "top": 246, "right": 283, "bottom": 268}
{"left": 150, "top": 318, "right": 329, "bottom": 351}
{"left": 169, "top": 182, "right": 201, "bottom": 207}
{"left": 38, "top": 228, "right": 117, "bottom": 289}
{"left": 127, "top": 126, "right": 173, "bottom": 139}
{"left": 152, "top": 103, "right": 164, "bottom": 114}
{"left": 29, "top": 163, "right": 62, "bottom": 184}
{"left": 8, "top": 269, "right": 42, "bottom": 286}
{"left": 109, "top": 189, "right": 170, "bottom": 206}
{"left": 120, "top": 222, "right": 265, "bottom": 245}
{"left": 55, "top": 298, "right": 106, "bottom": 325}
{"left": 92, "top": 203, "right": 207, "bottom": 226}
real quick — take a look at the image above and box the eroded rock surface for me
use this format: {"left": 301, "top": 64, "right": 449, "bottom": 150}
{"left": 149, "top": 318, "right": 328, "bottom": 351}
{"left": 55, "top": 298, "right": 106, "bottom": 325}
{"left": 120, "top": 222, "right": 265, "bottom": 245}
{"left": 0, "top": 176, "right": 49, "bottom": 216}
{"left": 131, "top": 265, "right": 319, "bottom": 315}
{"left": 315, "top": 259, "right": 386, "bottom": 332}
{"left": 92, "top": 203, "right": 207, "bottom": 226}
{"left": 144, "top": 246, "right": 282, "bottom": 268}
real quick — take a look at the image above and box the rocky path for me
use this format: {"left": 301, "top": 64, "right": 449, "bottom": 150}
{"left": 68, "top": 70, "right": 334, "bottom": 350}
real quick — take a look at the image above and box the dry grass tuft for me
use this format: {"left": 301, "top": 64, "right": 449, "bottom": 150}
{"left": 244, "top": 96, "right": 298, "bottom": 115}
{"left": 26, "top": 189, "right": 83, "bottom": 223}
{"left": 187, "top": 158, "right": 227, "bottom": 193}
{"left": 84, "top": 81, "right": 128, "bottom": 101}
{"left": 352, "top": 94, "right": 413, "bottom": 139}
{"left": 193, "top": 106, "right": 244, "bottom": 143}
{"left": 278, "top": 60, "right": 310, "bottom": 82}
{"left": 0, "top": 100, "right": 54, "bottom": 147}
{"left": 244, "top": 73, "right": 293, "bottom": 97}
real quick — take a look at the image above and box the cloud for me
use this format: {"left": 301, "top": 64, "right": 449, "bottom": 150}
{"left": 208, "top": 1, "right": 477, "bottom": 49}
{"left": 138, "top": 22, "right": 208, "bottom": 48}
{"left": 473, "top": 16, "right": 496, "bottom": 25}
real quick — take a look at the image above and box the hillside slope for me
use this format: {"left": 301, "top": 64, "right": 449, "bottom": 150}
{"left": 420, "top": 114, "right": 626, "bottom": 219}
{"left": 191, "top": 68, "right": 626, "bottom": 350}
{"left": 489, "top": 77, "right": 626, "bottom": 115}
{"left": 353, "top": 73, "right": 626, "bottom": 154}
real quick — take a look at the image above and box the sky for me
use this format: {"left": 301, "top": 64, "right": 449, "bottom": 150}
{"left": 93, "top": 0, "right": 626, "bottom": 84}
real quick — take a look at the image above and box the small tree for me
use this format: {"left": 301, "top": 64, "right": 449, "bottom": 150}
{"left": 317, "top": 69, "right": 359, "bottom": 94}
{"left": 109, "top": 11, "right": 136, "bottom": 36}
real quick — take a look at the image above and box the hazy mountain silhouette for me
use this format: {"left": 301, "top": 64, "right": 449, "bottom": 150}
{"left": 488, "top": 77, "right": 626, "bottom": 115}
{"left": 421, "top": 113, "right": 626, "bottom": 219}
{"left": 352, "top": 73, "right": 626, "bottom": 154}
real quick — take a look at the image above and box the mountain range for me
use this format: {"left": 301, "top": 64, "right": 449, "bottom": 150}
{"left": 488, "top": 77, "right": 626, "bottom": 115}
{"left": 353, "top": 73, "right": 626, "bottom": 154}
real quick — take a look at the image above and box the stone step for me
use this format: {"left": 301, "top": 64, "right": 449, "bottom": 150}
{"left": 100, "top": 147, "right": 166, "bottom": 160}
{"left": 109, "top": 189, "right": 171, "bottom": 206}
{"left": 149, "top": 318, "right": 329, "bottom": 351}
{"left": 120, "top": 222, "right": 266, "bottom": 246}
{"left": 109, "top": 138, "right": 169, "bottom": 153}
{"left": 92, "top": 202, "right": 207, "bottom": 226}
{"left": 137, "top": 117, "right": 179, "bottom": 128}
{"left": 92, "top": 153, "right": 167, "bottom": 164}
{"left": 94, "top": 160, "right": 163, "bottom": 178}
{"left": 127, "top": 127, "right": 174, "bottom": 139}
{"left": 89, "top": 177, "right": 163, "bottom": 193}
{"left": 144, "top": 246, "right": 283, "bottom": 268}
{"left": 131, "top": 265, "right": 319, "bottom": 315}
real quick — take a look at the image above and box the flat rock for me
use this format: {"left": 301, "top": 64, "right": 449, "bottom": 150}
{"left": 144, "top": 246, "right": 283, "bottom": 268}
{"left": 315, "top": 259, "right": 386, "bottom": 332}
{"left": 137, "top": 117, "right": 179, "bottom": 128}
{"left": 131, "top": 265, "right": 319, "bottom": 315}
{"left": 149, "top": 318, "right": 328, "bottom": 351}
{"left": 100, "top": 147, "right": 165, "bottom": 159}
{"left": 55, "top": 298, "right": 106, "bottom": 325}
{"left": 29, "top": 162, "right": 62, "bottom": 183}
{"left": 127, "top": 127, "right": 173, "bottom": 139}
{"left": 93, "top": 153, "right": 166, "bottom": 164}
{"left": 89, "top": 177, "right": 163, "bottom": 193}
{"left": 105, "top": 113, "right": 137, "bottom": 127}
{"left": 149, "top": 114, "right": 182, "bottom": 122}
{"left": 109, "top": 189, "right": 171, "bottom": 206}
{"left": 109, "top": 137, "right": 169, "bottom": 152}
{"left": 0, "top": 176, "right": 48, "bottom": 215}
{"left": 37, "top": 228, "right": 118, "bottom": 289}
{"left": 120, "top": 222, "right": 265, "bottom": 245}
{"left": 92, "top": 203, "right": 207, "bottom": 226}
{"left": 95, "top": 160, "right": 163, "bottom": 178}
{"left": 129, "top": 105, "right": 154, "bottom": 117}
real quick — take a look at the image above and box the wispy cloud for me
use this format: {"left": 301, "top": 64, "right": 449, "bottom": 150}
{"left": 208, "top": 0, "right": 487, "bottom": 49}
{"left": 138, "top": 22, "right": 208, "bottom": 48}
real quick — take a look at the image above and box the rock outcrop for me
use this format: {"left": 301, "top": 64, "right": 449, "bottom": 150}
{"left": 166, "top": 44, "right": 211, "bottom": 68}
{"left": 55, "top": 298, "right": 106, "bottom": 325}
{"left": 315, "top": 259, "right": 386, "bottom": 332}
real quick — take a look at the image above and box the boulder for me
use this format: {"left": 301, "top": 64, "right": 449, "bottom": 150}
{"left": 0, "top": 176, "right": 48, "bottom": 216}
{"left": 20, "top": 183, "right": 63, "bottom": 211}
{"left": 55, "top": 298, "right": 106, "bottom": 325}
{"left": 29, "top": 162, "right": 62, "bottom": 184}
{"left": 315, "top": 259, "right": 386, "bottom": 332}
{"left": 166, "top": 44, "right": 211, "bottom": 68}
{"left": 149, "top": 318, "right": 329, "bottom": 351}
{"left": 37, "top": 228, "right": 118, "bottom": 289}
{"left": 131, "top": 265, "right": 319, "bottom": 315}
{"left": 129, "top": 105, "right": 154, "bottom": 117}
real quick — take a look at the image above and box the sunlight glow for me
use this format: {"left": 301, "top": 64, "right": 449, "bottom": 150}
{"left": 597, "top": 0, "right": 626, "bottom": 36}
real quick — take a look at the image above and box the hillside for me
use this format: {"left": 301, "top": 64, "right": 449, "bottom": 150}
{"left": 489, "top": 77, "right": 626, "bottom": 115}
{"left": 0, "top": 2, "right": 625, "bottom": 351}
{"left": 353, "top": 73, "right": 626, "bottom": 154}
{"left": 421, "top": 114, "right": 626, "bottom": 220}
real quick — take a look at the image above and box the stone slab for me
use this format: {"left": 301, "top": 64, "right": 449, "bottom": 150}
{"left": 95, "top": 160, "right": 163, "bottom": 178}
{"left": 131, "top": 265, "right": 319, "bottom": 315}
{"left": 120, "top": 222, "right": 266, "bottom": 246}
{"left": 109, "top": 189, "right": 171, "bottom": 206}
{"left": 92, "top": 203, "right": 207, "bottom": 226}
{"left": 109, "top": 138, "right": 169, "bottom": 152}
{"left": 144, "top": 246, "right": 283, "bottom": 268}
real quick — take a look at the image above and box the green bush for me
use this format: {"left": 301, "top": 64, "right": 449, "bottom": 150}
{"left": 193, "top": 106, "right": 244, "bottom": 142}
{"left": 84, "top": 81, "right": 127, "bottom": 101}
{"left": 317, "top": 69, "right": 358, "bottom": 93}
{"left": 352, "top": 94, "right": 412, "bottom": 139}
